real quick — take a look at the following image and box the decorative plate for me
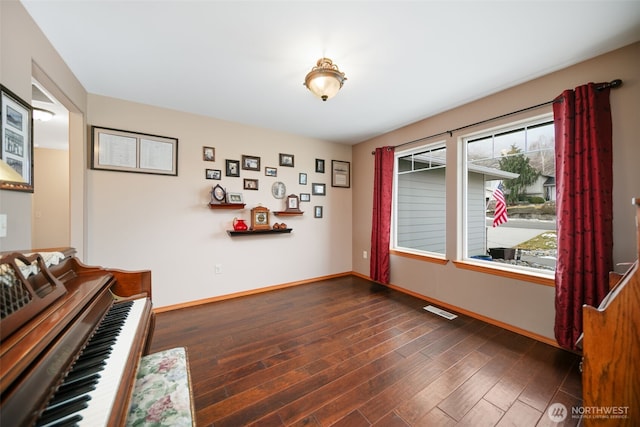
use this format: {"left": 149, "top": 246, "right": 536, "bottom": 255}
{"left": 271, "top": 181, "right": 286, "bottom": 199}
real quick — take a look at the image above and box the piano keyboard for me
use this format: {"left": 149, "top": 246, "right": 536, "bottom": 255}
{"left": 36, "top": 298, "right": 146, "bottom": 427}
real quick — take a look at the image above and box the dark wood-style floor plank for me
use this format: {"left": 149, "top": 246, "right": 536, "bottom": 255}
{"left": 148, "top": 275, "right": 582, "bottom": 426}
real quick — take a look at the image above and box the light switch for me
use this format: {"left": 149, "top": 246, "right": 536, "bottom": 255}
{"left": 0, "top": 214, "right": 7, "bottom": 238}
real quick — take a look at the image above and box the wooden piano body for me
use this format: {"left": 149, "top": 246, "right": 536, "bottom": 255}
{"left": 581, "top": 198, "right": 640, "bottom": 426}
{"left": 0, "top": 248, "right": 154, "bottom": 427}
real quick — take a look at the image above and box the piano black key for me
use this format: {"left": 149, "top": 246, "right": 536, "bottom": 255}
{"left": 49, "top": 375, "right": 98, "bottom": 405}
{"left": 36, "top": 395, "right": 91, "bottom": 426}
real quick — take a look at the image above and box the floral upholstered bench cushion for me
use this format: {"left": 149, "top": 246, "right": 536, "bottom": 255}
{"left": 126, "top": 347, "right": 195, "bottom": 426}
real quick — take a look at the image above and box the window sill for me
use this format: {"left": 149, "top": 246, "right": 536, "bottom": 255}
{"left": 390, "top": 249, "right": 448, "bottom": 265}
{"left": 452, "top": 260, "right": 555, "bottom": 287}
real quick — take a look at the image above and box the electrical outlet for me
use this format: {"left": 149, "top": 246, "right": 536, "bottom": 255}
{"left": 214, "top": 264, "right": 222, "bottom": 274}
{"left": 362, "top": 250, "right": 368, "bottom": 259}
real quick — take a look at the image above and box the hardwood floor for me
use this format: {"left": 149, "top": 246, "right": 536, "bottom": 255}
{"left": 148, "top": 275, "right": 582, "bottom": 426}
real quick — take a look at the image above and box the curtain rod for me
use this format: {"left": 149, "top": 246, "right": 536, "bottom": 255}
{"left": 372, "top": 79, "right": 622, "bottom": 154}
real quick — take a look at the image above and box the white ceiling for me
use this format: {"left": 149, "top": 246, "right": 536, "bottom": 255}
{"left": 21, "top": 1, "right": 640, "bottom": 145}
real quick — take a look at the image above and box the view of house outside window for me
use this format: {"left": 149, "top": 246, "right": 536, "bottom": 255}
{"left": 394, "top": 143, "right": 447, "bottom": 256}
{"left": 464, "top": 117, "right": 557, "bottom": 274}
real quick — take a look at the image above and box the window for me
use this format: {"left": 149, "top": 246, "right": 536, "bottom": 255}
{"left": 393, "top": 143, "right": 447, "bottom": 256}
{"left": 463, "top": 116, "right": 556, "bottom": 274}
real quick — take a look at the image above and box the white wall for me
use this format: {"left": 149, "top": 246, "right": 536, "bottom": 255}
{"left": 86, "top": 95, "right": 352, "bottom": 308}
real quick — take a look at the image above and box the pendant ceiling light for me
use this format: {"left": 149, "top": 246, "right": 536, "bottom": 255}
{"left": 33, "top": 107, "right": 55, "bottom": 122}
{"left": 303, "top": 57, "right": 347, "bottom": 101}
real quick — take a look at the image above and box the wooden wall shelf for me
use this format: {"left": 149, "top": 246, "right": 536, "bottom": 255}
{"left": 227, "top": 228, "right": 292, "bottom": 237}
{"left": 209, "top": 203, "right": 246, "bottom": 210}
{"left": 273, "top": 211, "right": 304, "bottom": 216}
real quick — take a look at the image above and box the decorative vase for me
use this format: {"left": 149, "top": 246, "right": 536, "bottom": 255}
{"left": 233, "top": 218, "right": 248, "bottom": 231}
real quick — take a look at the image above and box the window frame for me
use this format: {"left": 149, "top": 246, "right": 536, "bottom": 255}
{"left": 391, "top": 141, "right": 448, "bottom": 261}
{"left": 459, "top": 113, "right": 556, "bottom": 281}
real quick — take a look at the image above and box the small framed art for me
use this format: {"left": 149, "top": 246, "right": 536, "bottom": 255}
{"left": 244, "top": 178, "right": 258, "bottom": 190}
{"left": 242, "top": 155, "right": 260, "bottom": 171}
{"left": 226, "top": 159, "right": 240, "bottom": 177}
{"left": 279, "top": 153, "right": 294, "bottom": 167}
{"left": 205, "top": 169, "right": 221, "bottom": 180}
{"left": 203, "top": 146, "right": 215, "bottom": 161}
{"left": 300, "top": 193, "right": 311, "bottom": 202}
{"left": 312, "top": 183, "right": 326, "bottom": 196}
{"left": 315, "top": 158, "right": 325, "bottom": 173}
{"left": 226, "top": 192, "right": 243, "bottom": 204}
{"left": 314, "top": 206, "right": 323, "bottom": 218}
{"left": 265, "top": 167, "right": 277, "bottom": 177}
{"left": 299, "top": 172, "right": 307, "bottom": 185}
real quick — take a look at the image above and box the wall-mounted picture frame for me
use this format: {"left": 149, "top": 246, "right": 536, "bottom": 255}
{"left": 203, "top": 146, "right": 215, "bottom": 161}
{"left": 315, "top": 158, "right": 325, "bottom": 173}
{"left": 314, "top": 206, "right": 323, "bottom": 218}
{"left": 226, "top": 159, "right": 240, "bottom": 177}
{"left": 226, "top": 192, "right": 243, "bottom": 204}
{"left": 265, "top": 166, "right": 277, "bottom": 177}
{"left": 1, "top": 85, "right": 33, "bottom": 192}
{"left": 205, "top": 168, "right": 221, "bottom": 180}
{"left": 244, "top": 178, "right": 258, "bottom": 190}
{"left": 279, "top": 153, "right": 294, "bottom": 167}
{"left": 242, "top": 154, "right": 261, "bottom": 171}
{"left": 331, "top": 160, "right": 350, "bottom": 188}
{"left": 312, "top": 183, "right": 326, "bottom": 196}
{"left": 300, "top": 193, "right": 311, "bottom": 202}
{"left": 299, "top": 172, "right": 307, "bottom": 185}
{"left": 91, "top": 126, "right": 178, "bottom": 176}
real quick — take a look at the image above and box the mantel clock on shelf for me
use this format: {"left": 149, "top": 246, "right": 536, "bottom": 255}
{"left": 251, "top": 206, "right": 270, "bottom": 230}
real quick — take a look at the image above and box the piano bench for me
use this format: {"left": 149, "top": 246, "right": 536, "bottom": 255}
{"left": 126, "top": 347, "right": 195, "bottom": 426}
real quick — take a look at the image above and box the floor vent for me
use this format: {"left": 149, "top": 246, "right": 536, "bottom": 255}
{"left": 423, "top": 305, "right": 458, "bottom": 320}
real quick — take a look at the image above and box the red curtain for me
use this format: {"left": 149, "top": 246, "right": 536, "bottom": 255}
{"left": 553, "top": 83, "right": 614, "bottom": 351}
{"left": 370, "top": 146, "right": 395, "bottom": 284}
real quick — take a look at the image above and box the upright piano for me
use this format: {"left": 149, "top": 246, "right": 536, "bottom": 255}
{"left": 580, "top": 198, "right": 640, "bottom": 426}
{"left": 0, "top": 248, "right": 154, "bottom": 427}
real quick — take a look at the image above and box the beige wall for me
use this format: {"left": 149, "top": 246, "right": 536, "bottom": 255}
{"left": 352, "top": 42, "right": 640, "bottom": 342}
{"left": 32, "top": 148, "right": 69, "bottom": 249}
{"left": 0, "top": 0, "right": 86, "bottom": 252}
{"left": 86, "top": 94, "right": 352, "bottom": 307}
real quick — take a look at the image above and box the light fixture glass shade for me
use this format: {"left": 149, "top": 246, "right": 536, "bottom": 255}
{"left": 33, "top": 108, "right": 54, "bottom": 121}
{"left": 304, "top": 58, "right": 346, "bottom": 101}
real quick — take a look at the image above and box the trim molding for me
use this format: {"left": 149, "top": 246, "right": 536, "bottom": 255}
{"left": 350, "top": 271, "right": 561, "bottom": 349}
{"left": 153, "top": 271, "right": 352, "bottom": 313}
{"left": 390, "top": 249, "right": 448, "bottom": 265}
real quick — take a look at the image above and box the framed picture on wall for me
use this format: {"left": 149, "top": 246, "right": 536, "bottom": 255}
{"left": 226, "top": 159, "right": 240, "bottom": 177}
{"left": 203, "top": 146, "right": 215, "bottom": 161}
{"left": 312, "top": 183, "right": 326, "bottom": 196}
{"left": 1, "top": 85, "right": 33, "bottom": 192}
{"left": 91, "top": 126, "right": 178, "bottom": 176}
{"left": 331, "top": 160, "right": 350, "bottom": 188}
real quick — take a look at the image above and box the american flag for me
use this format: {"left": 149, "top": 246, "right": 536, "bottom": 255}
{"left": 492, "top": 182, "right": 508, "bottom": 227}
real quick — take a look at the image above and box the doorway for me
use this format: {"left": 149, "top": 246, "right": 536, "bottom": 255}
{"left": 31, "top": 78, "right": 70, "bottom": 249}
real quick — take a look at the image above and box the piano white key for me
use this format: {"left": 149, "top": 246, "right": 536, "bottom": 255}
{"left": 70, "top": 298, "right": 146, "bottom": 426}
